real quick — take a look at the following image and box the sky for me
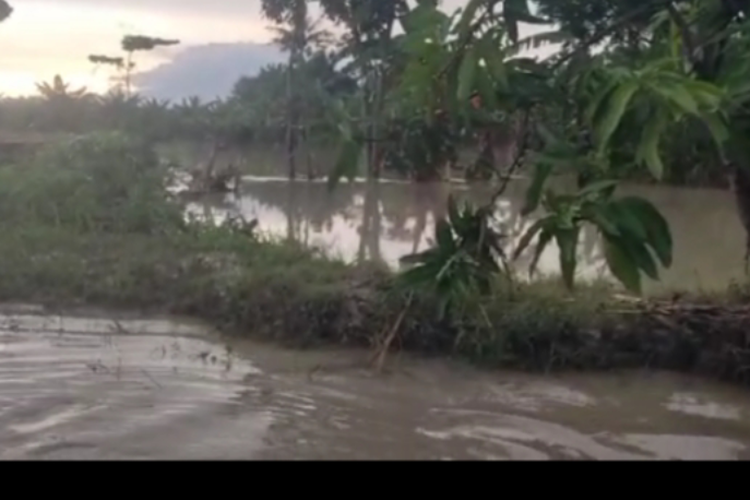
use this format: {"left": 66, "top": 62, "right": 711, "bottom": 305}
{"left": 0, "top": 0, "right": 554, "bottom": 98}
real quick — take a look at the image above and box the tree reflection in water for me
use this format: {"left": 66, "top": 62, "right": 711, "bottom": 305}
{"left": 191, "top": 177, "right": 611, "bottom": 281}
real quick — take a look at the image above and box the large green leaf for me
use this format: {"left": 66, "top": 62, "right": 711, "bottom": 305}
{"left": 587, "top": 209, "right": 620, "bottom": 237}
{"left": 603, "top": 235, "right": 642, "bottom": 294}
{"left": 476, "top": 67, "right": 499, "bottom": 109}
{"left": 456, "top": 0, "right": 484, "bottom": 36}
{"left": 605, "top": 202, "right": 648, "bottom": 242}
{"left": 528, "top": 229, "right": 553, "bottom": 277}
{"left": 660, "top": 83, "right": 699, "bottom": 115}
{"left": 616, "top": 196, "right": 673, "bottom": 267}
{"left": 400, "top": 248, "right": 440, "bottom": 266}
{"left": 457, "top": 47, "right": 478, "bottom": 102}
{"left": 584, "top": 79, "right": 618, "bottom": 126}
{"left": 700, "top": 111, "right": 729, "bottom": 155}
{"left": 594, "top": 80, "right": 639, "bottom": 152}
{"left": 619, "top": 236, "right": 659, "bottom": 280}
{"left": 447, "top": 195, "right": 461, "bottom": 231}
{"left": 399, "top": 261, "right": 443, "bottom": 288}
{"left": 435, "top": 219, "right": 456, "bottom": 252}
{"left": 684, "top": 79, "right": 725, "bottom": 109}
{"left": 636, "top": 109, "right": 667, "bottom": 180}
{"left": 513, "top": 218, "right": 546, "bottom": 260}
{"left": 477, "top": 33, "right": 508, "bottom": 88}
{"left": 401, "top": 1, "right": 450, "bottom": 36}
{"left": 522, "top": 162, "right": 553, "bottom": 215}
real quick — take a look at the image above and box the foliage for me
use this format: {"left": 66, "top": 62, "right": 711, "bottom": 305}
{"left": 379, "top": 114, "right": 459, "bottom": 181}
{"left": 319, "top": 0, "right": 750, "bottom": 298}
{"left": 514, "top": 180, "right": 671, "bottom": 294}
{"left": 0, "top": 52, "right": 356, "bottom": 146}
{"left": 3, "top": 0, "right": 750, "bottom": 302}
{"left": 0, "top": 131, "right": 184, "bottom": 234}
{"left": 88, "top": 55, "right": 125, "bottom": 67}
{"left": 121, "top": 35, "right": 179, "bottom": 53}
{"left": 35, "top": 75, "right": 88, "bottom": 100}
{"left": 398, "top": 195, "right": 509, "bottom": 318}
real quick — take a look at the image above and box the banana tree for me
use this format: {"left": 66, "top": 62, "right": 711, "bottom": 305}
{"left": 34, "top": 75, "right": 92, "bottom": 131}
{"left": 35, "top": 75, "right": 89, "bottom": 100}
{"left": 262, "top": 0, "right": 332, "bottom": 180}
{"left": 330, "top": 0, "right": 738, "bottom": 297}
{"left": 318, "top": 0, "right": 411, "bottom": 179}
{"left": 460, "top": 0, "right": 729, "bottom": 293}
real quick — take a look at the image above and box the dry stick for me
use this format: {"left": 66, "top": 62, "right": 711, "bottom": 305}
{"left": 487, "top": 109, "right": 533, "bottom": 209}
{"left": 370, "top": 292, "right": 414, "bottom": 373}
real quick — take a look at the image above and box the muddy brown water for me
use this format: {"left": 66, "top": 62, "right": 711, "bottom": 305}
{"left": 184, "top": 176, "right": 747, "bottom": 295}
{"left": 2, "top": 309, "right": 750, "bottom": 460}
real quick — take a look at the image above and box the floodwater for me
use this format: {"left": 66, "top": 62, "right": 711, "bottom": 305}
{"left": 1, "top": 308, "right": 749, "bottom": 460}
{"left": 184, "top": 176, "right": 747, "bottom": 295}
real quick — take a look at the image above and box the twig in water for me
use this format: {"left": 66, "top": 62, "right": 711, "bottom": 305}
{"left": 141, "top": 369, "right": 163, "bottom": 389}
{"left": 109, "top": 319, "right": 130, "bottom": 335}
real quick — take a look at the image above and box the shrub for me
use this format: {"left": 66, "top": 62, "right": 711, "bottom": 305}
{"left": 0, "top": 131, "right": 184, "bottom": 234}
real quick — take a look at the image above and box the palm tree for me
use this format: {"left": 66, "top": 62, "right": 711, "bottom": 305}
{"left": 120, "top": 35, "right": 180, "bottom": 96}
{"left": 33, "top": 75, "right": 92, "bottom": 132}
{"left": 97, "top": 90, "right": 141, "bottom": 130}
{"left": 35, "top": 75, "right": 89, "bottom": 100}
{"left": 262, "top": 0, "right": 332, "bottom": 180}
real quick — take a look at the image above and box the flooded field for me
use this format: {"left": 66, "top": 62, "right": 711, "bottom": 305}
{"left": 184, "top": 176, "right": 747, "bottom": 295}
{"left": 2, "top": 308, "right": 750, "bottom": 460}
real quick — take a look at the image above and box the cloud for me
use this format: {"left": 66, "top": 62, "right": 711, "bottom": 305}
{"left": 132, "top": 42, "right": 284, "bottom": 102}
{"left": 0, "top": 0, "right": 275, "bottom": 95}
{"left": 0, "top": 0, "right": 556, "bottom": 97}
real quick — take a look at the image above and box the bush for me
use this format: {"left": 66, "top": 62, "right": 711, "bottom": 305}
{"left": 0, "top": 131, "right": 185, "bottom": 234}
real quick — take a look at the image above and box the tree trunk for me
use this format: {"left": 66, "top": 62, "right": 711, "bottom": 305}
{"left": 286, "top": 53, "right": 297, "bottom": 181}
{"left": 125, "top": 52, "right": 133, "bottom": 97}
{"left": 303, "top": 124, "right": 315, "bottom": 180}
{"left": 727, "top": 151, "right": 750, "bottom": 271}
{"left": 369, "top": 70, "right": 385, "bottom": 180}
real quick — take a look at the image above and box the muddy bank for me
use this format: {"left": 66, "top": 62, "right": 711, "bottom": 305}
{"left": 1, "top": 227, "right": 750, "bottom": 390}
{"left": 1, "top": 132, "right": 748, "bottom": 391}
{"left": 169, "top": 267, "right": 750, "bottom": 388}
{"left": 2, "top": 310, "right": 750, "bottom": 460}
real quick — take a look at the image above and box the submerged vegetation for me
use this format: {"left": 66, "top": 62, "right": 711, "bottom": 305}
{"left": 1, "top": 1, "right": 750, "bottom": 385}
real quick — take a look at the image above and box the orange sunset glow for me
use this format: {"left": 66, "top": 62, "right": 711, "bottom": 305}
{"left": 0, "top": 0, "right": 273, "bottom": 96}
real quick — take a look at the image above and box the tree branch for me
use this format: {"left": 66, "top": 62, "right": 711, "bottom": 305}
{"left": 550, "top": 1, "right": 669, "bottom": 70}
{"left": 436, "top": 0, "right": 499, "bottom": 79}
{"left": 487, "top": 107, "right": 534, "bottom": 208}
{"left": 666, "top": 2, "right": 699, "bottom": 67}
